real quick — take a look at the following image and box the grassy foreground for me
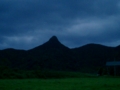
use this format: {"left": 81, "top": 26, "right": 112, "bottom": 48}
{"left": 0, "top": 77, "right": 120, "bottom": 90}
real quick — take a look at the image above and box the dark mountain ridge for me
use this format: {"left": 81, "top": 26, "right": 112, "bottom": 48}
{"left": 29, "top": 36, "right": 69, "bottom": 51}
{"left": 27, "top": 36, "right": 74, "bottom": 71}
{"left": 0, "top": 36, "right": 120, "bottom": 74}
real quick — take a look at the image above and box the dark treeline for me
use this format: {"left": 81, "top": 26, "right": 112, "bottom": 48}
{"left": 0, "top": 66, "right": 94, "bottom": 79}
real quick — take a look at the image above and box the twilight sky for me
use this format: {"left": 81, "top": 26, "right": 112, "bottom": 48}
{"left": 0, "top": 0, "right": 120, "bottom": 50}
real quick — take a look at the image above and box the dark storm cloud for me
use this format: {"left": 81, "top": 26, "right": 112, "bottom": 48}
{"left": 0, "top": 0, "right": 120, "bottom": 49}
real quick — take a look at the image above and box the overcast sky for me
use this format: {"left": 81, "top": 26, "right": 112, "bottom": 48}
{"left": 0, "top": 0, "right": 120, "bottom": 50}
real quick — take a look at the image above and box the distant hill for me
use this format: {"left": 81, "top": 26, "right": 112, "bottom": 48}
{"left": 27, "top": 36, "right": 74, "bottom": 71}
{"left": 0, "top": 35, "right": 120, "bottom": 74}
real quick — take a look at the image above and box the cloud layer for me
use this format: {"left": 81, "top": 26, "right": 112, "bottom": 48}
{"left": 0, "top": 0, "right": 120, "bottom": 49}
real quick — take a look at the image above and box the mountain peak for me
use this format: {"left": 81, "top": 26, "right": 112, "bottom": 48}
{"left": 29, "top": 35, "right": 69, "bottom": 51}
{"left": 49, "top": 35, "right": 59, "bottom": 42}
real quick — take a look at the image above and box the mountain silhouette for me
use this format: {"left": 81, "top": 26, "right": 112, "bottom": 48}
{"left": 0, "top": 36, "right": 120, "bottom": 74}
{"left": 29, "top": 35, "right": 69, "bottom": 51}
{"left": 27, "top": 35, "right": 73, "bottom": 71}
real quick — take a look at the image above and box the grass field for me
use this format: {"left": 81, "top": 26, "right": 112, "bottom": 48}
{"left": 0, "top": 77, "right": 120, "bottom": 90}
